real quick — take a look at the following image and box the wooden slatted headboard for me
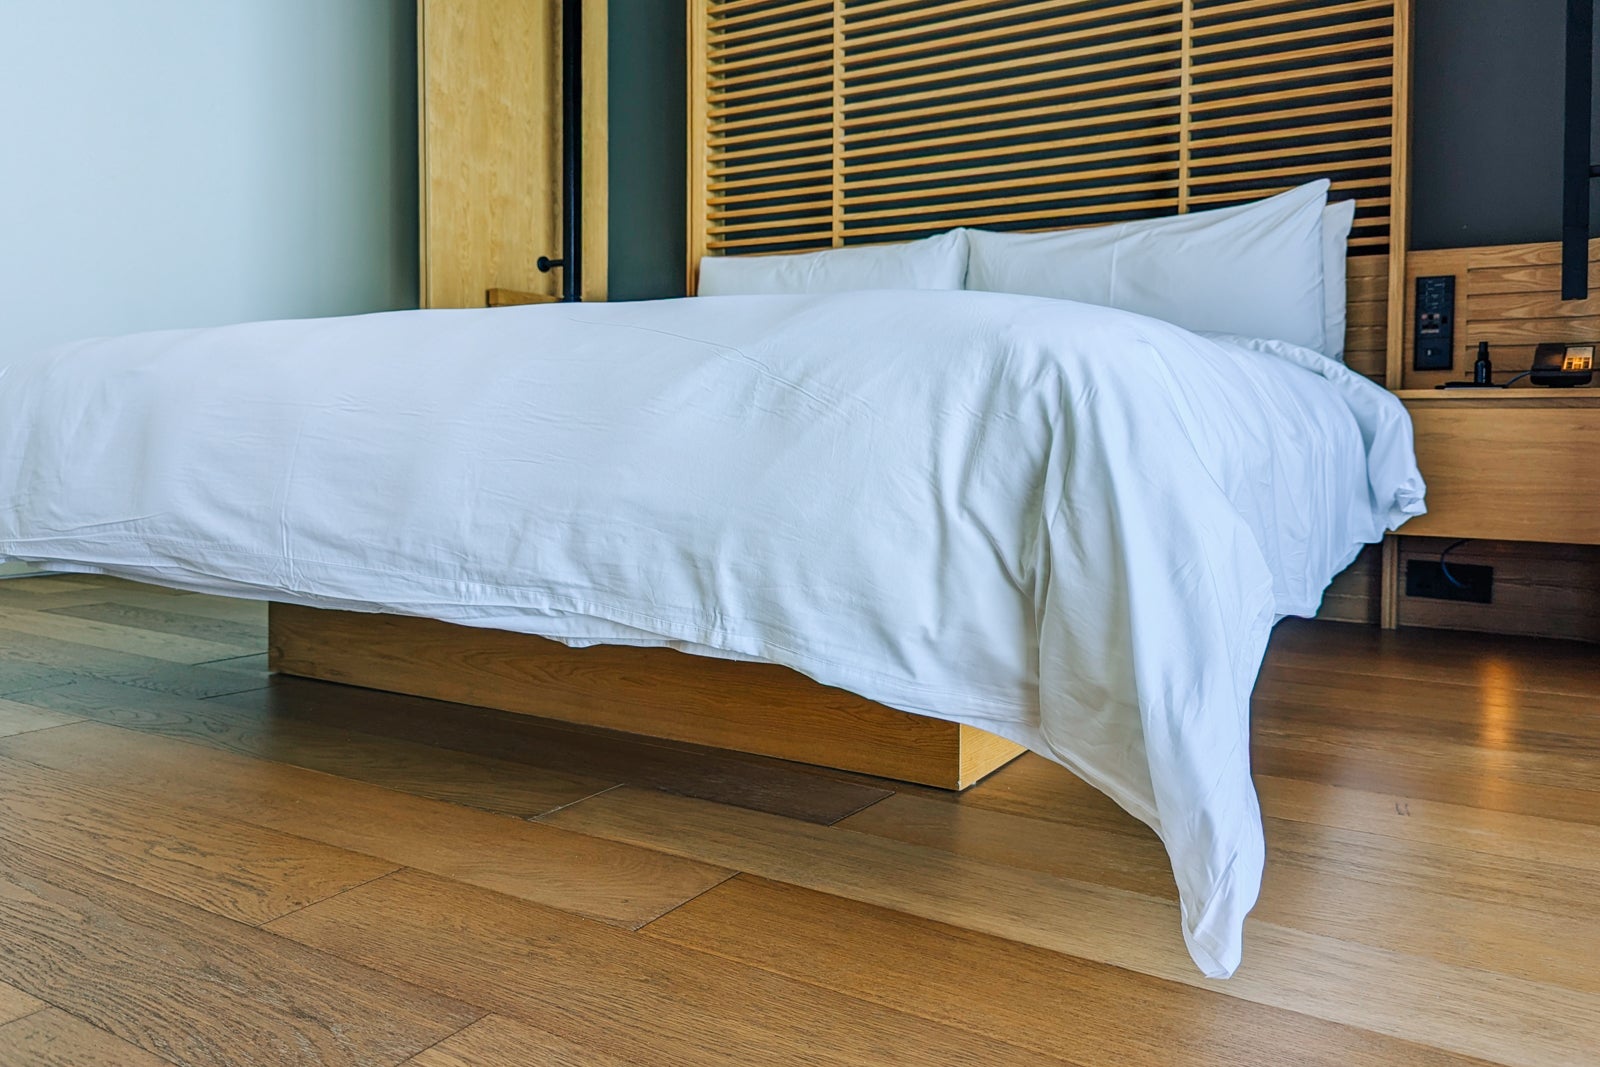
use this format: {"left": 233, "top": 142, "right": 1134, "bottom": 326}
{"left": 686, "top": 0, "right": 1412, "bottom": 384}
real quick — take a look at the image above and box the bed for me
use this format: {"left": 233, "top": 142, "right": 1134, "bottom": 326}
{"left": 0, "top": 2, "right": 1420, "bottom": 977}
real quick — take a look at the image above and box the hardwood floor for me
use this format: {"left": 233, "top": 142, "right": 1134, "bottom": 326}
{"left": 0, "top": 574, "right": 1595, "bottom": 1066}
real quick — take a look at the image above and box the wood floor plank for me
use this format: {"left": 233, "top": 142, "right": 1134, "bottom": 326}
{"left": 0, "top": 576, "right": 103, "bottom": 595}
{"left": 540, "top": 786, "right": 1600, "bottom": 1067}
{"left": 1265, "top": 813, "right": 1600, "bottom": 922}
{"left": 1255, "top": 774, "right": 1600, "bottom": 874}
{"left": 1255, "top": 664, "right": 1600, "bottom": 748}
{"left": 842, "top": 788, "right": 1176, "bottom": 898}
{"left": 1266, "top": 840, "right": 1600, "bottom": 997}
{"left": 5, "top": 677, "right": 619, "bottom": 819}
{"left": 267, "top": 868, "right": 1083, "bottom": 1067}
{"left": 1255, "top": 716, "right": 1600, "bottom": 795}
{"left": 843, "top": 792, "right": 1600, "bottom": 993}
{"left": 1269, "top": 619, "right": 1600, "bottom": 698}
{"left": 1253, "top": 742, "right": 1600, "bottom": 827}
{"left": 0, "top": 722, "right": 732, "bottom": 929}
{"left": 0, "top": 587, "right": 139, "bottom": 611}
{"left": 943, "top": 751, "right": 1156, "bottom": 837}
{"left": 646, "top": 875, "right": 1497, "bottom": 1067}
{"left": 404, "top": 1015, "right": 643, "bottom": 1067}
{"left": 0, "top": 626, "right": 265, "bottom": 700}
{"left": 89, "top": 587, "right": 270, "bottom": 625}
{"left": 0, "top": 752, "right": 398, "bottom": 925}
{"left": 0, "top": 663, "right": 86, "bottom": 699}
{"left": 0, "top": 699, "right": 80, "bottom": 739}
{"left": 44, "top": 600, "right": 265, "bottom": 651}
{"left": 0, "top": 1009, "right": 176, "bottom": 1067}
{"left": 32, "top": 574, "right": 189, "bottom": 597}
{"left": 0, "top": 982, "right": 45, "bottom": 1026}
{"left": 1256, "top": 693, "right": 1600, "bottom": 770}
{"left": 141, "top": 593, "right": 268, "bottom": 623}
{"left": 0, "top": 840, "right": 480, "bottom": 1067}
{"left": 216, "top": 675, "right": 894, "bottom": 825}
{"left": 0, "top": 606, "right": 250, "bottom": 666}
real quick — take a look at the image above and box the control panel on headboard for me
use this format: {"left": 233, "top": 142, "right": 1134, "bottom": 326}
{"left": 688, "top": 0, "right": 1414, "bottom": 382}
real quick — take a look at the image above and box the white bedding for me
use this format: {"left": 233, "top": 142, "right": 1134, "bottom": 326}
{"left": 0, "top": 291, "right": 1424, "bottom": 976}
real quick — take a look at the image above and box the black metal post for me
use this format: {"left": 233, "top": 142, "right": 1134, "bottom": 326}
{"left": 1563, "top": 0, "right": 1593, "bottom": 300}
{"left": 538, "top": 0, "right": 583, "bottom": 301}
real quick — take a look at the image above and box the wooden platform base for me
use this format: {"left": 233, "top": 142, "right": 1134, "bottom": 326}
{"left": 267, "top": 604, "right": 1024, "bottom": 790}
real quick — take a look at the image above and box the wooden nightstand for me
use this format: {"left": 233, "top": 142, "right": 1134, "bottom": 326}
{"left": 1381, "top": 389, "right": 1600, "bottom": 626}
{"left": 1395, "top": 390, "right": 1600, "bottom": 544}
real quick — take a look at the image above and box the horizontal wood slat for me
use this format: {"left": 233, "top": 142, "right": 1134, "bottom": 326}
{"left": 1344, "top": 254, "right": 1390, "bottom": 382}
{"left": 691, "top": 0, "right": 1402, "bottom": 276}
{"left": 1471, "top": 292, "right": 1600, "bottom": 320}
{"left": 847, "top": 0, "right": 1181, "bottom": 42}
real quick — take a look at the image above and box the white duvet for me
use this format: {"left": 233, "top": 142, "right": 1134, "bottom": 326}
{"left": 0, "top": 291, "right": 1424, "bottom": 976}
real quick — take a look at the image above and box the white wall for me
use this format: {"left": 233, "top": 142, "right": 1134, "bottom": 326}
{"left": 0, "top": 0, "right": 417, "bottom": 361}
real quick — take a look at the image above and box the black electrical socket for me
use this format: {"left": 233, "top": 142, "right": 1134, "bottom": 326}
{"left": 1405, "top": 560, "right": 1493, "bottom": 604}
{"left": 1414, "top": 275, "right": 1455, "bottom": 371}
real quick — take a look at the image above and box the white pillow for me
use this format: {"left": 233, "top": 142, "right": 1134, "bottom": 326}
{"left": 965, "top": 180, "right": 1332, "bottom": 354}
{"left": 1321, "top": 199, "right": 1356, "bottom": 362}
{"left": 696, "top": 230, "right": 967, "bottom": 296}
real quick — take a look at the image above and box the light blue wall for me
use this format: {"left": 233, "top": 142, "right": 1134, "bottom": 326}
{"left": 0, "top": 0, "right": 417, "bottom": 361}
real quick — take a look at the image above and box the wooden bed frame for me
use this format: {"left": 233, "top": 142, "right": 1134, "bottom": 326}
{"left": 269, "top": 1, "right": 1411, "bottom": 790}
{"left": 269, "top": 604, "right": 1021, "bottom": 789}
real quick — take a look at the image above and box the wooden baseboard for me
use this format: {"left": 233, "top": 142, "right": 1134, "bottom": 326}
{"left": 267, "top": 605, "right": 1024, "bottom": 790}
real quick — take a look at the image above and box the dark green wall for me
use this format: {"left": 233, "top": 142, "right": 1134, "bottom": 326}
{"left": 607, "top": 0, "right": 1589, "bottom": 297}
{"left": 607, "top": 0, "right": 686, "bottom": 300}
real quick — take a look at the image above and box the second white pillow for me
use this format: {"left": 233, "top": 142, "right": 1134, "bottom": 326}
{"left": 1321, "top": 198, "right": 1357, "bottom": 362}
{"left": 965, "top": 180, "right": 1332, "bottom": 355}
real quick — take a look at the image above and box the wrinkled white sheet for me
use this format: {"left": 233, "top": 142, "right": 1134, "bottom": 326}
{"left": 0, "top": 291, "right": 1424, "bottom": 975}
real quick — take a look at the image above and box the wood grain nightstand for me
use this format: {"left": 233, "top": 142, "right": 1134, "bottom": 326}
{"left": 1395, "top": 390, "right": 1600, "bottom": 544}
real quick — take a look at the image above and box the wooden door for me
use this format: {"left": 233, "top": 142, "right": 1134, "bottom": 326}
{"left": 418, "top": 0, "right": 606, "bottom": 308}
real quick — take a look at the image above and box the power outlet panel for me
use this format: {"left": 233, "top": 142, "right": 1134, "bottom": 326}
{"left": 1405, "top": 560, "right": 1493, "bottom": 604}
{"left": 1413, "top": 275, "right": 1456, "bottom": 371}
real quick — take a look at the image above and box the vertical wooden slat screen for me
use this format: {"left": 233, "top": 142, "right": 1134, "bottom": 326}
{"left": 700, "top": 1, "right": 838, "bottom": 254}
{"left": 691, "top": 0, "right": 1408, "bottom": 284}
{"left": 1186, "top": 0, "right": 1398, "bottom": 251}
